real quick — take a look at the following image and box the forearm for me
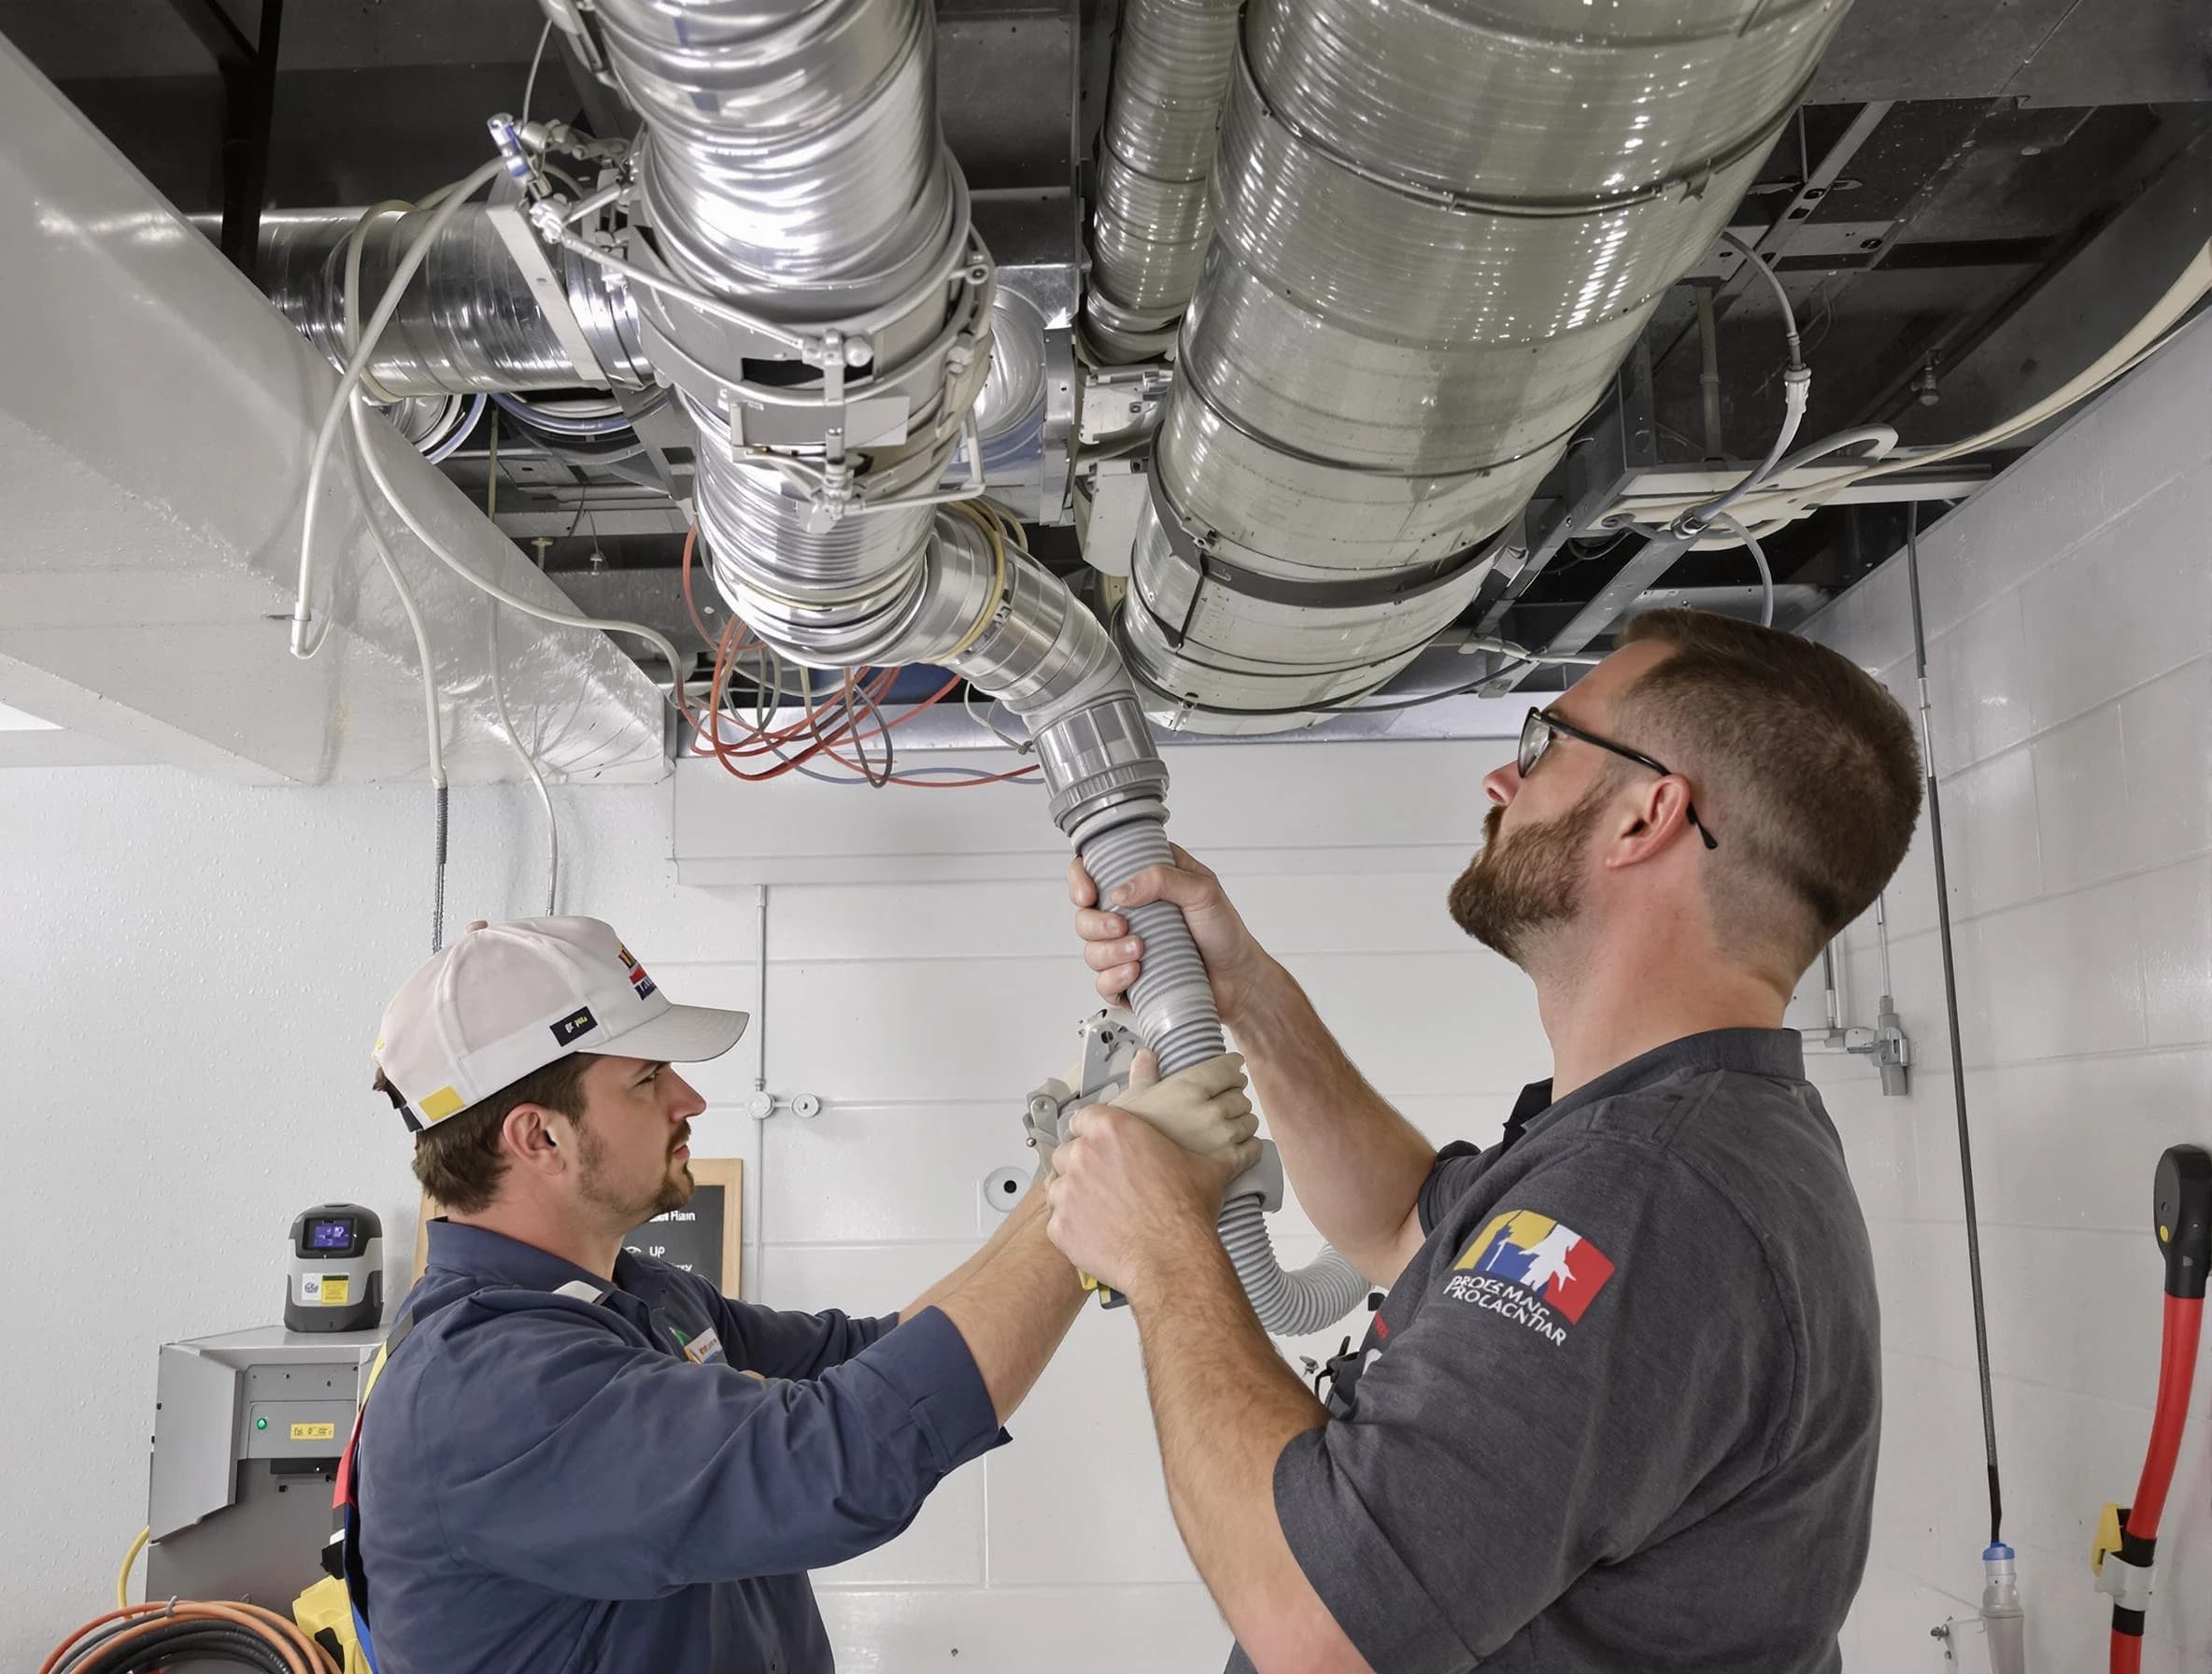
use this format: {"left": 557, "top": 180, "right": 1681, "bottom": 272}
{"left": 1132, "top": 1237, "right": 1368, "bottom": 1674}
{"left": 930, "top": 1210, "right": 1085, "bottom": 1423}
{"left": 1229, "top": 958, "right": 1437, "bottom": 1284}
{"left": 900, "top": 1179, "right": 1046, "bottom": 1322}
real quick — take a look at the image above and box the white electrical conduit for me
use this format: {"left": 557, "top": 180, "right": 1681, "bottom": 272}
{"left": 291, "top": 158, "right": 505, "bottom": 658}
{"left": 488, "top": 599, "right": 560, "bottom": 917}
{"left": 1672, "top": 230, "right": 1808, "bottom": 541}
{"left": 1708, "top": 512, "right": 1775, "bottom": 628}
{"left": 348, "top": 434, "right": 450, "bottom": 946}
{"left": 1611, "top": 238, "right": 2212, "bottom": 535}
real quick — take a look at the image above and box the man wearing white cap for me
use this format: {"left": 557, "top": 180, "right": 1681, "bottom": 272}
{"left": 341, "top": 915, "right": 1256, "bottom": 1674}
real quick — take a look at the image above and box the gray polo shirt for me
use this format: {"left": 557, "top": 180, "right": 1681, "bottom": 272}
{"left": 1230, "top": 1029, "right": 1879, "bottom": 1674}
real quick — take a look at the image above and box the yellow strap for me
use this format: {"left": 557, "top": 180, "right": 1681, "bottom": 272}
{"left": 357, "top": 1340, "right": 393, "bottom": 1408}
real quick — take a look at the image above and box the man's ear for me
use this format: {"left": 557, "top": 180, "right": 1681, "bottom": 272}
{"left": 1603, "top": 775, "right": 1698, "bottom": 870}
{"left": 503, "top": 1103, "right": 568, "bottom": 1178}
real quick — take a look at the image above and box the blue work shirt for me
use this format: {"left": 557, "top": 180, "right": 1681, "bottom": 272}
{"left": 355, "top": 1221, "right": 1005, "bottom": 1674}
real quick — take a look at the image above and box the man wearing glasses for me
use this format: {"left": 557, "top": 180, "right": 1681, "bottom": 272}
{"left": 1049, "top": 608, "right": 1922, "bottom": 1674}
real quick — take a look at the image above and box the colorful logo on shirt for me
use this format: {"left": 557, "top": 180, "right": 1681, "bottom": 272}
{"left": 1440, "top": 1210, "right": 1616, "bottom": 1343}
{"left": 617, "top": 943, "right": 658, "bottom": 1000}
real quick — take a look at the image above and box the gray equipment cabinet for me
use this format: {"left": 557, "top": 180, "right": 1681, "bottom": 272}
{"left": 145, "top": 1326, "right": 381, "bottom": 1618}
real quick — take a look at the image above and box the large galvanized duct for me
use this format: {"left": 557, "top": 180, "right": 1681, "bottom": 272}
{"left": 1084, "top": 0, "right": 1242, "bottom": 362}
{"left": 592, "top": 0, "right": 1364, "bottom": 1333}
{"left": 257, "top": 207, "right": 655, "bottom": 397}
{"left": 1119, "top": 0, "right": 1853, "bottom": 733}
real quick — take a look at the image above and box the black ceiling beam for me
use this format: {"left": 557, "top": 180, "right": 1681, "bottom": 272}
{"left": 158, "top": 0, "right": 284, "bottom": 279}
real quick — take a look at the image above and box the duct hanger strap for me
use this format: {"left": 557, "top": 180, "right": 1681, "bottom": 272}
{"left": 627, "top": 238, "right": 995, "bottom": 459}
{"left": 1142, "top": 467, "right": 1500, "bottom": 645}
{"left": 1233, "top": 34, "right": 1809, "bottom": 220}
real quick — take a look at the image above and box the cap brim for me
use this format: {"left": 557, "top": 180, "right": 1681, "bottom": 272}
{"left": 589, "top": 1003, "right": 749, "bottom": 1065}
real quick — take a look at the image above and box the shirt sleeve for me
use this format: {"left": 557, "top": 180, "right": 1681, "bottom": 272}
{"left": 426, "top": 1301, "right": 1005, "bottom": 1596}
{"left": 1415, "top": 1140, "right": 1492, "bottom": 1235}
{"left": 707, "top": 1288, "right": 896, "bottom": 1379}
{"left": 1273, "top": 1137, "right": 1800, "bottom": 1671}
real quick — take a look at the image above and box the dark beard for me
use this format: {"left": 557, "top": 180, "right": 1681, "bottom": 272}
{"left": 576, "top": 1125, "right": 696, "bottom": 1223}
{"left": 646, "top": 1159, "right": 694, "bottom": 1219}
{"left": 1447, "top": 785, "right": 1609, "bottom": 968}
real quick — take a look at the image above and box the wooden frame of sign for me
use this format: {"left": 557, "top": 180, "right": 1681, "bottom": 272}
{"left": 409, "top": 1160, "right": 745, "bottom": 1298}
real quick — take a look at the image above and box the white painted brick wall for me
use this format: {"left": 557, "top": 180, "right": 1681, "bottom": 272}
{"left": 1791, "top": 313, "right": 2212, "bottom": 1670}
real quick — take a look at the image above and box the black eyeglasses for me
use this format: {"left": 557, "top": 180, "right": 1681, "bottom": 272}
{"left": 1517, "top": 707, "right": 1719, "bottom": 851}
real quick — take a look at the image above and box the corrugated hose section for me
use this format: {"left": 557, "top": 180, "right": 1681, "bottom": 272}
{"left": 1076, "top": 816, "right": 1367, "bottom": 1335}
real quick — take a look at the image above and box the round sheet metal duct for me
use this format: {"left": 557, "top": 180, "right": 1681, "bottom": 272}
{"left": 260, "top": 206, "right": 654, "bottom": 397}
{"left": 1118, "top": 0, "right": 1852, "bottom": 732}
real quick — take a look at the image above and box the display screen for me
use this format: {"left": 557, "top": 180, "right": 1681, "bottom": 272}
{"left": 306, "top": 1219, "right": 355, "bottom": 1251}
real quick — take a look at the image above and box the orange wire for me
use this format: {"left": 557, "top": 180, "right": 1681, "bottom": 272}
{"left": 679, "top": 518, "right": 1041, "bottom": 787}
{"left": 40, "top": 1600, "right": 335, "bottom": 1674}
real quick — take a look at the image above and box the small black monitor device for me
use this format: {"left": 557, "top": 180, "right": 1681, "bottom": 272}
{"left": 285, "top": 1203, "right": 385, "bottom": 1333}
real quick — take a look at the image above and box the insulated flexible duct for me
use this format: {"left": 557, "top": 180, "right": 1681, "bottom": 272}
{"left": 1113, "top": 0, "right": 1853, "bottom": 731}
{"left": 1084, "top": 0, "right": 1242, "bottom": 362}
{"left": 589, "top": 0, "right": 1360, "bottom": 1333}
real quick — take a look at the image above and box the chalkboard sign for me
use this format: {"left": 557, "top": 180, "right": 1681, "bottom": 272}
{"left": 624, "top": 1156, "right": 744, "bottom": 1296}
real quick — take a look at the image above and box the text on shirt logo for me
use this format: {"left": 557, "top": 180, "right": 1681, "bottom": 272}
{"left": 1441, "top": 1210, "right": 1617, "bottom": 1343}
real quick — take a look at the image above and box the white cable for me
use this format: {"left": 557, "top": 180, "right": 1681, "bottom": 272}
{"left": 521, "top": 19, "right": 552, "bottom": 124}
{"left": 1674, "top": 230, "right": 1809, "bottom": 538}
{"left": 347, "top": 406, "right": 450, "bottom": 949}
{"left": 347, "top": 395, "right": 690, "bottom": 705}
{"left": 1709, "top": 512, "right": 1775, "bottom": 628}
{"left": 347, "top": 417, "right": 446, "bottom": 789}
{"left": 487, "top": 600, "right": 560, "bottom": 915}
{"left": 1464, "top": 635, "right": 1605, "bottom": 668}
{"left": 291, "top": 157, "right": 506, "bottom": 659}
{"left": 1611, "top": 239, "right": 2212, "bottom": 533}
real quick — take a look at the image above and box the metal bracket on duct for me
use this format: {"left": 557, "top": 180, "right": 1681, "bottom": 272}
{"left": 550, "top": 0, "right": 1362, "bottom": 1336}
{"left": 1109, "top": 0, "right": 1855, "bottom": 733}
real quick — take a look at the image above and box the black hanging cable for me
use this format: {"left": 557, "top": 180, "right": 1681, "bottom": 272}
{"left": 1906, "top": 500, "right": 2004, "bottom": 1548}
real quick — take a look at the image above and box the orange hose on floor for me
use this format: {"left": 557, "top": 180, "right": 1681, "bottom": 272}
{"left": 39, "top": 1597, "right": 337, "bottom": 1674}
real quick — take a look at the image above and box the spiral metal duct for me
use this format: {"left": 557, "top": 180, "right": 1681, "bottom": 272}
{"left": 1114, "top": 0, "right": 1853, "bottom": 732}
{"left": 588, "top": 0, "right": 1362, "bottom": 1334}
{"left": 258, "top": 206, "right": 655, "bottom": 398}
{"left": 1085, "top": 0, "right": 1243, "bottom": 362}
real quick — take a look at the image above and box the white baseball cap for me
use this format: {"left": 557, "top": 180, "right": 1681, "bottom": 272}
{"left": 373, "top": 916, "right": 747, "bottom": 1132}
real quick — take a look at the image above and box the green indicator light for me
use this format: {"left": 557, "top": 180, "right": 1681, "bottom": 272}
{"left": 256, "top": 1417, "right": 268, "bottom": 1430}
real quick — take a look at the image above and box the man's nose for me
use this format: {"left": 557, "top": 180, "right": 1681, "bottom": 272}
{"left": 666, "top": 1071, "right": 707, "bottom": 1119}
{"left": 1482, "top": 760, "right": 1522, "bottom": 808}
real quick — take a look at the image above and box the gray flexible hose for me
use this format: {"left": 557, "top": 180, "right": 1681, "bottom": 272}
{"left": 1218, "top": 1195, "right": 1371, "bottom": 1337}
{"left": 1076, "top": 816, "right": 1368, "bottom": 1337}
{"left": 1076, "top": 818, "right": 1226, "bottom": 1075}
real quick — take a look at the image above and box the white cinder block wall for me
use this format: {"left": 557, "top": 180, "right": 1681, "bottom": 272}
{"left": 3, "top": 741, "right": 1531, "bottom": 1668}
{"left": 1790, "top": 313, "right": 2212, "bottom": 1671}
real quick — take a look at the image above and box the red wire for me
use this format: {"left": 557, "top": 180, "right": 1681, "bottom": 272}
{"left": 678, "top": 524, "right": 717, "bottom": 652}
{"left": 679, "top": 519, "right": 1043, "bottom": 787}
